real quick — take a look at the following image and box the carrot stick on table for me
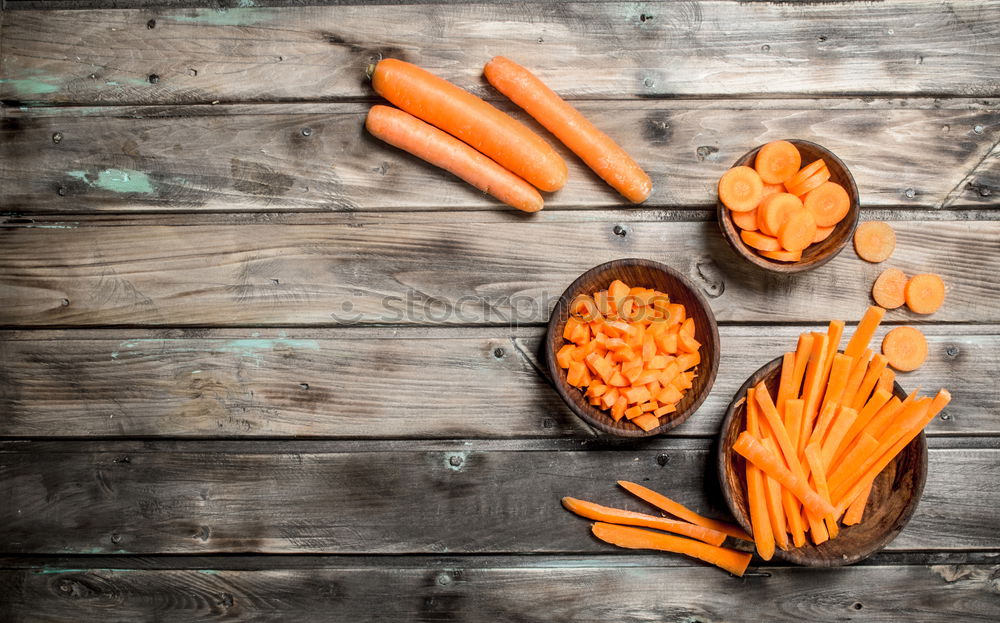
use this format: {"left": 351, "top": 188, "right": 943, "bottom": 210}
{"left": 745, "top": 388, "right": 774, "bottom": 559}
{"left": 617, "top": 481, "right": 751, "bottom": 542}
{"left": 561, "top": 497, "right": 726, "bottom": 546}
{"left": 733, "top": 432, "right": 835, "bottom": 518}
{"left": 365, "top": 105, "right": 545, "bottom": 213}
{"left": 483, "top": 56, "right": 652, "bottom": 203}
{"left": 370, "top": 58, "right": 567, "bottom": 192}
{"left": 591, "top": 522, "right": 752, "bottom": 576}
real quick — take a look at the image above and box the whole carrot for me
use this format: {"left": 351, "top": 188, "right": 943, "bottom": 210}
{"left": 365, "top": 105, "right": 544, "bottom": 213}
{"left": 369, "top": 59, "right": 567, "bottom": 192}
{"left": 484, "top": 56, "right": 652, "bottom": 203}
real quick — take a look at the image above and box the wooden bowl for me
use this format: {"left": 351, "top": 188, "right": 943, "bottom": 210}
{"left": 544, "top": 258, "right": 720, "bottom": 437}
{"left": 717, "top": 355, "right": 928, "bottom": 566}
{"left": 717, "top": 139, "right": 860, "bottom": 273}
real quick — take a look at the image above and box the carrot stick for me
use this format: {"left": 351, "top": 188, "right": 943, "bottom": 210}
{"left": 820, "top": 406, "right": 858, "bottom": 468}
{"left": 842, "top": 480, "right": 874, "bottom": 526}
{"left": 775, "top": 352, "right": 797, "bottom": 417}
{"left": 745, "top": 388, "right": 774, "bottom": 559}
{"left": 844, "top": 305, "right": 886, "bottom": 359}
{"left": 365, "top": 105, "right": 545, "bottom": 213}
{"left": 484, "top": 56, "right": 652, "bottom": 203}
{"left": 804, "top": 401, "right": 840, "bottom": 463}
{"left": 733, "top": 432, "right": 835, "bottom": 518}
{"left": 783, "top": 399, "right": 804, "bottom": 458}
{"left": 789, "top": 333, "right": 815, "bottom": 403}
{"left": 561, "top": 497, "right": 726, "bottom": 546}
{"left": 804, "top": 442, "right": 838, "bottom": 540}
{"left": 799, "top": 333, "right": 830, "bottom": 452}
{"left": 828, "top": 432, "right": 880, "bottom": 498}
{"left": 617, "top": 481, "right": 751, "bottom": 542}
{"left": 875, "top": 367, "right": 895, "bottom": 397}
{"left": 591, "top": 523, "right": 752, "bottom": 576}
{"left": 833, "top": 389, "right": 894, "bottom": 466}
{"left": 370, "top": 58, "right": 567, "bottom": 192}
{"left": 818, "top": 353, "right": 854, "bottom": 430}
{"left": 850, "top": 353, "right": 888, "bottom": 411}
{"left": 866, "top": 390, "right": 918, "bottom": 442}
{"left": 841, "top": 349, "right": 872, "bottom": 412}
{"left": 760, "top": 436, "right": 790, "bottom": 550}
{"left": 754, "top": 383, "right": 806, "bottom": 482}
{"left": 780, "top": 397, "right": 807, "bottom": 547}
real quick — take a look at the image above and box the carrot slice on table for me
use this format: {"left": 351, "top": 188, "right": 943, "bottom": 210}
{"left": 786, "top": 158, "right": 827, "bottom": 190}
{"left": 740, "top": 229, "right": 782, "bottom": 252}
{"left": 562, "top": 497, "right": 727, "bottom": 545}
{"left": 617, "top": 481, "right": 751, "bottom": 541}
{"left": 591, "top": 523, "right": 752, "bottom": 576}
{"left": 813, "top": 225, "right": 835, "bottom": 243}
{"left": 804, "top": 181, "right": 850, "bottom": 227}
{"left": 882, "top": 326, "right": 928, "bottom": 372}
{"left": 755, "top": 140, "right": 802, "bottom": 184}
{"left": 853, "top": 221, "right": 896, "bottom": 263}
{"left": 719, "top": 166, "right": 764, "bottom": 212}
{"left": 370, "top": 58, "right": 567, "bottom": 192}
{"left": 872, "top": 268, "right": 908, "bottom": 309}
{"left": 905, "top": 273, "right": 946, "bottom": 314}
{"left": 785, "top": 167, "right": 831, "bottom": 197}
{"left": 758, "top": 192, "right": 804, "bottom": 237}
{"left": 731, "top": 206, "right": 759, "bottom": 231}
{"left": 484, "top": 56, "right": 651, "bottom": 203}
{"left": 365, "top": 105, "right": 545, "bottom": 213}
{"left": 778, "top": 207, "right": 818, "bottom": 253}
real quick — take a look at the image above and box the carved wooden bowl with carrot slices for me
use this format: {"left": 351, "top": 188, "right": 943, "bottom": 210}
{"left": 716, "top": 140, "right": 860, "bottom": 274}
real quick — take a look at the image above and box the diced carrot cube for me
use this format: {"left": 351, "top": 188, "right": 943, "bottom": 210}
{"left": 654, "top": 404, "right": 676, "bottom": 417}
{"left": 677, "top": 351, "right": 700, "bottom": 371}
{"left": 567, "top": 361, "right": 586, "bottom": 387}
{"left": 594, "top": 290, "right": 610, "bottom": 316}
{"left": 556, "top": 344, "right": 575, "bottom": 369}
{"left": 640, "top": 401, "right": 657, "bottom": 413}
{"left": 601, "top": 388, "right": 620, "bottom": 409}
{"left": 624, "top": 405, "right": 644, "bottom": 420}
{"left": 648, "top": 355, "right": 669, "bottom": 369}
{"left": 676, "top": 371, "right": 694, "bottom": 390}
{"left": 608, "top": 280, "right": 630, "bottom": 313}
{"left": 587, "top": 383, "right": 607, "bottom": 398}
{"left": 586, "top": 353, "right": 615, "bottom": 384}
{"left": 611, "top": 396, "right": 627, "bottom": 421}
{"left": 623, "top": 386, "right": 651, "bottom": 405}
{"left": 632, "top": 413, "right": 660, "bottom": 431}
{"left": 666, "top": 304, "right": 686, "bottom": 326}
{"left": 680, "top": 317, "right": 695, "bottom": 338}
{"left": 655, "top": 331, "right": 678, "bottom": 355}
{"left": 678, "top": 331, "right": 700, "bottom": 354}
{"left": 646, "top": 380, "right": 661, "bottom": 396}
{"left": 570, "top": 322, "right": 590, "bottom": 345}
{"left": 658, "top": 361, "right": 681, "bottom": 386}
{"left": 608, "top": 371, "right": 629, "bottom": 387}
{"left": 657, "top": 385, "right": 683, "bottom": 405}
{"left": 632, "top": 368, "right": 660, "bottom": 386}
{"left": 563, "top": 317, "right": 582, "bottom": 341}
{"left": 622, "top": 360, "right": 643, "bottom": 384}
{"left": 642, "top": 335, "right": 656, "bottom": 361}
{"left": 606, "top": 337, "right": 629, "bottom": 352}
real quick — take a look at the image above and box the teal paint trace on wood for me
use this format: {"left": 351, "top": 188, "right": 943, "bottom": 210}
{"left": 0, "top": 79, "right": 60, "bottom": 96}
{"left": 110, "top": 337, "right": 321, "bottom": 365}
{"left": 67, "top": 169, "right": 155, "bottom": 194}
{"left": 34, "top": 568, "right": 135, "bottom": 575}
{"left": 171, "top": 8, "right": 268, "bottom": 26}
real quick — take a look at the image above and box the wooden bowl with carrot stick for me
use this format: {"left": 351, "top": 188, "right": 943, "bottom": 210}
{"left": 716, "top": 140, "right": 860, "bottom": 274}
{"left": 545, "top": 258, "right": 720, "bottom": 437}
{"left": 716, "top": 355, "right": 928, "bottom": 566}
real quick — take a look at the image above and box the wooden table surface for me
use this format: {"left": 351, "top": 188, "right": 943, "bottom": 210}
{"left": 2, "top": 1, "right": 999, "bottom": 620}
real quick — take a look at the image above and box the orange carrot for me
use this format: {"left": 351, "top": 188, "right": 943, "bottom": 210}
{"left": 840, "top": 350, "right": 871, "bottom": 413}
{"left": 844, "top": 305, "right": 886, "bottom": 359}
{"left": 370, "top": 58, "right": 567, "bottom": 192}
{"left": 905, "top": 273, "right": 946, "bottom": 315}
{"left": 805, "top": 401, "right": 840, "bottom": 458}
{"left": 851, "top": 353, "right": 889, "bottom": 411}
{"left": 864, "top": 391, "right": 916, "bottom": 442}
{"left": 835, "top": 389, "right": 894, "bottom": 465}
{"left": 754, "top": 140, "right": 802, "bottom": 184}
{"left": 804, "top": 442, "right": 837, "bottom": 540}
{"left": 775, "top": 352, "right": 797, "bottom": 416}
{"left": 820, "top": 406, "right": 858, "bottom": 468}
{"left": 785, "top": 167, "right": 831, "bottom": 197}
{"left": 783, "top": 399, "right": 805, "bottom": 460}
{"left": 731, "top": 207, "right": 759, "bottom": 231}
{"left": 785, "top": 159, "right": 827, "bottom": 191}
{"left": 365, "top": 105, "right": 545, "bottom": 213}
{"left": 822, "top": 320, "right": 846, "bottom": 382}
{"left": 760, "top": 436, "right": 790, "bottom": 551}
{"left": 842, "top": 480, "right": 873, "bottom": 526}
{"left": 719, "top": 166, "right": 764, "bottom": 212}
{"left": 828, "top": 432, "right": 880, "bottom": 492}
{"left": 745, "top": 388, "right": 774, "bottom": 560}
{"left": 799, "top": 333, "right": 830, "bottom": 451}
{"left": 812, "top": 224, "right": 835, "bottom": 243}
{"left": 740, "top": 229, "right": 782, "bottom": 252}
{"left": 484, "top": 56, "right": 651, "bottom": 203}
{"left": 853, "top": 221, "right": 896, "bottom": 263}
{"left": 591, "top": 522, "right": 752, "bottom": 576}
{"left": 761, "top": 249, "right": 803, "bottom": 262}
{"left": 872, "top": 268, "right": 907, "bottom": 310}
{"left": 758, "top": 193, "right": 804, "bottom": 237}
{"left": 733, "top": 432, "right": 835, "bottom": 518}
{"left": 761, "top": 182, "right": 786, "bottom": 200}
{"left": 617, "top": 481, "right": 752, "bottom": 542}
{"left": 632, "top": 412, "right": 661, "bottom": 431}
{"left": 803, "top": 181, "right": 850, "bottom": 227}
{"left": 819, "top": 353, "right": 854, "bottom": 421}
{"left": 561, "top": 497, "right": 726, "bottom": 545}
{"left": 875, "top": 367, "right": 895, "bottom": 396}
{"left": 754, "top": 383, "right": 805, "bottom": 479}
{"left": 882, "top": 326, "right": 928, "bottom": 372}
{"left": 789, "top": 333, "right": 815, "bottom": 406}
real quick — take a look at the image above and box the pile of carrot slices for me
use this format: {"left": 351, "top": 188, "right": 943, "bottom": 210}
{"left": 563, "top": 481, "right": 753, "bottom": 576}
{"left": 719, "top": 141, "right": 851, "bottom": 262}
{"left": 556, "top": 280, "right": 701, "bottom": 432}
{"left": 733, "top": 305, "right": 951, "bottom": 559}
{"left": 365, "top": 57, "right": 651, "bottom": 213}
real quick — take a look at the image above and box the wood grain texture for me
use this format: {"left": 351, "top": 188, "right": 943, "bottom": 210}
{"left": 0, "top": 325, "right": 988, "bottom": 438}
{"left": 1, "top": 217, "right": 997, "bottom": 326}
{"left": 2, "top": 563, "right": 999, "bottom": 622}
{"left": 0, "top": 441, "right": 997, "bottom": 554}
{"left": 2, "top": 101, "right": 997, "bottom": 212}
{"left": 2, "top": 2, "right": 999, "bottom": 105}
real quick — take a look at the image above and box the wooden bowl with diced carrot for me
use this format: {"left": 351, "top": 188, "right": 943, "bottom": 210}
{"left": 716, "top": 140, "right": 860, "bottom": 273}
{"left": 715, "top": 309, "right": 946, "bottom": 566}
{"left": 544, "top": 258, "right": 720, "bottom": 437}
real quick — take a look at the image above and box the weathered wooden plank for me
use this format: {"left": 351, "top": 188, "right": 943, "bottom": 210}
{"left": 1, "top": 217, "right": 997, "bottom": 326}
{"left": 0, "top": 325, "right": 988, "bottom": 438}
{"left": 2, "top": 563, "right": 998, "bottom": 622}
{"left": 3, "top": 2, "right": 1000, "bottom": 105}
{"left": 2, "top": 101, "right": 997, "bottom": 212}
{"left": 942, "top": 137, "right": 1000, "bottom": 208}
{"left": 1, "top": 441, "right": 997, "bottom": 554}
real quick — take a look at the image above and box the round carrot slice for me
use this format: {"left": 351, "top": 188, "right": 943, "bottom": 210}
{"left": 719, "top": 166, "right": 764, "bottom": 212}
{"left": 871, "top": 268, "right": 908, "bottom": 309}
{"left": 813, "top": 225, "right": 835, "bottom": 243}
{"left": 905, "top": 273, "right": 946, "bottom": 314}
{"left": 761, "top": 249, "right": 802, "bottom": 262}
{"left": 786, "top": 159, "right": 827, "bottom": 190}
{"left": 740, "top": 229, "right": 782, "bottom": 252}
{"left": 882, "top": 326, "right": 928, "bottom": 372}
{"left": 754, "top": 140, "right": 802, "bottom": 184}
{"left": 853, "top": 221, "right": 896, "bottom": 263}
{"left": 804, "top": 181, "right": 850, "bottom": 227}
{"left": 785, "top": 167, "right": 831, "bottom": 197}
{"left": 731, "top": 206, "right": 759, "bottom": 231}
{"left": 778, "top": 207, "right": 817, "bottom": 253}
{"left": 758, "top": 193, "right": 803, "bottom": 236}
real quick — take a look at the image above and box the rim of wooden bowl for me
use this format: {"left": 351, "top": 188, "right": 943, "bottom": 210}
{"left": 544, "top": 258, "right": 720, "bottom": 438}
{"left": 716, "top": 139, "right": 860, "bottom": 274}
{"left": 716, "top": 355, "right": 929, "bottom": 566}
